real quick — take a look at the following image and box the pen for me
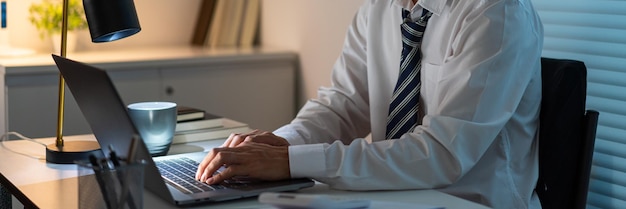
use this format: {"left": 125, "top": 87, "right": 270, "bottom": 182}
{"left": 109, "top": 145, "right": 138, "bottom": 209}
{"left": 101, "top": 158, "right": 113, "bottom": 170}
{"left": 89, "top": 154, "right": 116, "bottom": 209}
{"left": 128, "top": 135, "right": 140, "bottom": 163}
{"left": 89, "top": 154, "right": 101, "bottom": 170}
{"left": 109, "top": 144, "right": 121, "bottom": 167}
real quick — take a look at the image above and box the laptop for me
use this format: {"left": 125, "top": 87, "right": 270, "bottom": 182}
{"left": 51, "top": 54, "right": 315, "bottom": 206}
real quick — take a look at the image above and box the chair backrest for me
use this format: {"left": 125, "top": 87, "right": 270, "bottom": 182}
{"left": 0, "top": 185, "right": 10, "bottom": 209}
{"left": 536, "top": 57, "right": 599, "bottom": 209}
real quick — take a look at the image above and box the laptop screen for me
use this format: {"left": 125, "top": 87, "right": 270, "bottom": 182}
{"left": 52, "top": 54, "right": 141, "bottom": 159}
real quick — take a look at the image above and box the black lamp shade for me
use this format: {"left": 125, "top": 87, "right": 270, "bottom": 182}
{"left": 83, "top": 0, "right": 141, "bottom": 43}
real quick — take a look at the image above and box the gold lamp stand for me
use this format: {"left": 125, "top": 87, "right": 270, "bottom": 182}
{"left": 45, "top": 0, "right": 101, "bottom": 164}
{"left": 44, "top": 0, "right": 140, "bottom": 164}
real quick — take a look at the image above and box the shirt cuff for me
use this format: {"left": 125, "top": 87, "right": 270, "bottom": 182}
{"left": 273, "top": 128, "right": 306, "bottom": 145}
{"left": 288, "top": 143, "right": 326, "bottom": 178}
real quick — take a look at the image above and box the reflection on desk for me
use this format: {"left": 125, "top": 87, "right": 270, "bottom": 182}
{"left": 0, "top": 135, "right": 491, "bottom": 209}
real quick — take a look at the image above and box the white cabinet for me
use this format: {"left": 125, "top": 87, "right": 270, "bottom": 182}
{"left": 2, "top": 46, "right": 297, "bottom": 138}
{"left": 161, "top": 58, "right": 296, "bottom": 133}
{"left": 5, "top": 67, "right": 160, "bottom": 138}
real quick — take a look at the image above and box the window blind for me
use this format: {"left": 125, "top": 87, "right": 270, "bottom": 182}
{"left": 531, "top": 0, "right": 626, "bottom": 208}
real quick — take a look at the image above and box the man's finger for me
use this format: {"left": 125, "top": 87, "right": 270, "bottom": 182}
{"left": 200, "top": 149, "right": 249, "bottom": 181}
{"left": 196, "top": 150, "right": 218, "bottom": 180}
{"left": 220, "top": 133, "right": 238, "bottom": 148}
{"left": 206, "top": 165, "right": 244, "bottom": 184}
{"left": 242, "top": 132, "right": 290, "bottom": 146}
{"left": 196, "top": 147, "right": 234, "bottom": 180}
{"left": 226, "top": 129, "right": 260, "bottom": 147}
{"left": 227, "top": 134, "right": 245, "bottom": 147}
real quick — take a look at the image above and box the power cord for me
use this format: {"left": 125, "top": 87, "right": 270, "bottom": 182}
{"left": 0, "top": 132, "right": 46, "bottom": 160}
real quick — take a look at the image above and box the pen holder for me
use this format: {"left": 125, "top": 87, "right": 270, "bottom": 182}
{"left": 77, "top": 160, "right": 145, "bottom": 209}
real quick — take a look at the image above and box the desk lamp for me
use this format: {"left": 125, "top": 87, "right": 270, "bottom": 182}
{"left": 46, "top": 0, "right": 141, "bottom": 164}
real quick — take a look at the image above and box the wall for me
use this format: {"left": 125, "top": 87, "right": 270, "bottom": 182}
{"left": 261, "top": 0, "right": 364, "bottom": 107}
{"left": 0, "top": 66, "right": 4, "bottom": 135}
{"left": 3, "top": 0, "right": 200, "bottom": 53}
{"left": 3, "top": 0, "right": 365, "bottom": 111}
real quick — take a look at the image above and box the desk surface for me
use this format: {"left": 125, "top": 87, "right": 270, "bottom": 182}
{"left": 0, "top": 135, "right": 490, "bottom": 209}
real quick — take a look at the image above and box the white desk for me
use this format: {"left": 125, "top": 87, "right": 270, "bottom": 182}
{"left": 0, "top": 135, "right": 490, "bottom": 209}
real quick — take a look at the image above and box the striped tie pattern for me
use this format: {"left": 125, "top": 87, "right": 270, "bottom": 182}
{"left": 386, "top": 9, "right": 433, "bottom": 139}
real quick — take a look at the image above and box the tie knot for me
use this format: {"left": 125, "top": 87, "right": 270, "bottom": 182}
{"left": 402, "top": 9, "right": 412, "bottom": 23}
{"left": 400, "top": 9, "right": 432, "bottom": 48}
{"left": 402, "top": 9, "right": 433, "bottom": 24}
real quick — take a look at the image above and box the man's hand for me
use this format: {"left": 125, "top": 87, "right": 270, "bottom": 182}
{"left": 195, "top": 141, "right": 291, "bottom": 184}
{"left": 221, "top": 129, "right": 290, "bottom": 148}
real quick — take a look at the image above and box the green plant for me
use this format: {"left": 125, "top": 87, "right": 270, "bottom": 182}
{"left": 28, "top": 0, "right": 87, "bottom": 39}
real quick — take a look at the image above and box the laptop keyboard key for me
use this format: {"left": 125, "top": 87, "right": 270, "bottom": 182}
{"left": 155, "top": 157, "right": 226, "bottom": 194}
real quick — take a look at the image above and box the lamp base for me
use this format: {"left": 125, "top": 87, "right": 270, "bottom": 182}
{"left": 45, "top": 141, "right": 102, "bottom": 164}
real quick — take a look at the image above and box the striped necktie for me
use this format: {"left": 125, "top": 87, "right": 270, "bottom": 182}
{"left": 385, "top": 9, "right": 433, "bottom": 139}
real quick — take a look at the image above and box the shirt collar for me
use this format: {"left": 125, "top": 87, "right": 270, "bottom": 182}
{"left": 390, "top": 0, "right": 446, "bottom": 15}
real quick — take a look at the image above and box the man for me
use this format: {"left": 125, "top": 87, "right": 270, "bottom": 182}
{"left": 196, "top": 0, "right": 544, "bottom": 208}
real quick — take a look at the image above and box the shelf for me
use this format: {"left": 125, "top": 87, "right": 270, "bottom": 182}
{"left": 1, "top": 45, "right": 297, "bottom": 75}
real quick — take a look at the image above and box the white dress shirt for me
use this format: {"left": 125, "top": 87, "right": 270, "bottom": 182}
{"left": 273, "top": 0, "right": 544, "bottom": 208}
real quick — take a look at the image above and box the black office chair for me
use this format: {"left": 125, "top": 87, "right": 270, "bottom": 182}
{"left": 535, "top": 57, "right": 599, "bottom": 209}
{"left": 0, "top": 185, "right": 10, "bottom": 209}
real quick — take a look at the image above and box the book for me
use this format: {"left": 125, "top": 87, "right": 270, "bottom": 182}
{"left": 175, "top": 113, "right": 223, "bottom": 132}
{"left": 172, "top": 118, "right": 250, "bottom": 144}
{"left": 219, "top": 0, "right": 246, "bottom": 47}
{"left": 176, "top": 106, "right": 206, "bottom": 122}
{"left": 206, "top": 0, "right": 229, "bottom": 47}
{"left": 207, "top": 0, "right": 246, "bottom": 47}
{"left": 238, "top": 0, "right": 260, "bottom": 47}
{"left": 190, "top": 0, "right": 217, "bottom": 46}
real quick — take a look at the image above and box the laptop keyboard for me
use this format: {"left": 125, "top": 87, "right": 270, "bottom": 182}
{"left": 155, "top": 157, "right": 226, "bottom": 194}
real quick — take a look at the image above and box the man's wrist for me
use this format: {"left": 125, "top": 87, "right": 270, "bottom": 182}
{"left": 288, "top": 144, "right": 326, "bottom": 178}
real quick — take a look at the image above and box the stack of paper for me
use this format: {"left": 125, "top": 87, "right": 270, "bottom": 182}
{"left": 173, "top": 118, "right": 250, "bottom": 144}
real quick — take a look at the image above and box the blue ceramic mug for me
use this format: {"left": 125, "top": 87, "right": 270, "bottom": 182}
{"left": 127, "top": 102, "right": 177, "bottom": 156}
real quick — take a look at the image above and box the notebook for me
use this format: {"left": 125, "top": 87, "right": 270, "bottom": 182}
{"left": 51, "top": 54, "right": 315, "bottom": 206}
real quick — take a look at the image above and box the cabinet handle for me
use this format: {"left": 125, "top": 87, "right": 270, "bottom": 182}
{"left": 165, "top": 86, "right": 174, "bottom": 95}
